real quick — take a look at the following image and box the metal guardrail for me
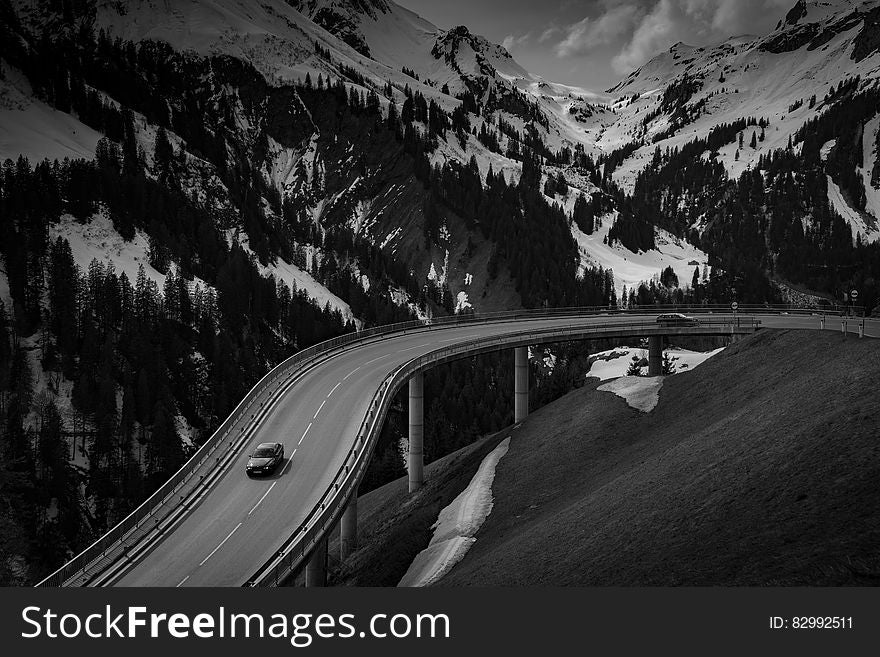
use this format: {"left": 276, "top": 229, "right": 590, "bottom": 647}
{"left": 245, "top": 315, "right": 762, "bottom": 586}
{"left": 37, "top": 303, "right": 851, "bottom": 587}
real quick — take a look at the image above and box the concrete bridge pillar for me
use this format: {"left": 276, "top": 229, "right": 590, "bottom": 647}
{"left": 340, "top": 496, "right": 358, "bottom": 561}
{"left": 408, "top": 372, "right": 424, "bottom": 493}
{"left": 841, "top": 319, "right": 847, "bottom": 335}
{"left": 820, "top": 316, "right": 825, "bottom": 330}
{"left": 305, "top": 537, "right": 327, "bottom": 587}
{"left": 859, "top": 321, "right": 865, "bottom": 339}
{"left": 648, "top": 336, "right": 663, "bottom": 377}
{"left": 514, "top": 347, "right": 529, "bottom": 423}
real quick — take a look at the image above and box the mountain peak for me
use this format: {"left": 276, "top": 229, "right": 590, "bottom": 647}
{"left": 290, "top": 0, "right": 390, "bottom": 18}
{"left": 289, "top": 0, "right": 392, "bottom": 55}
{"left": 779, "top": 0, "right": 867, "bottom": 27}
{"left": 784, "top": 0, "right": 809, "bottom": 24}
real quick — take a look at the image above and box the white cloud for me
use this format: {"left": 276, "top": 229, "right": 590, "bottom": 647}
{"left": 555, "top": 3, "right": 643, "bottom": 58}
{"left": 707, "top": 0, "right": 793, "bottom": 33}
{"left": 551, "top": 0, "right": 798, "bottom": 75}
{"left": 611, "top": 0, "right": 682, "bottom": 74}
{"left": 502, "top": 32, "right": 531, "bottom": 52}
{"left": 539, "top": 24, "right": 562, "bottom": 43}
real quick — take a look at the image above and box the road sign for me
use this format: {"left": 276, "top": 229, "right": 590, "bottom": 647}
{"left": 851, "top": 289, "right": 859, "bottom": 301}
{"left": 731, "top": 301, "right": 738, "bottom": 311}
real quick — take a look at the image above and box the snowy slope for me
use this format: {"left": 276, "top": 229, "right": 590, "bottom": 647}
{"left": 597, "top": 376, "right": 663, "bottom": 412}
{"left": 827, "top": 175, "right": 880, "bottom": 243}
{"left": 592, "top": 345, "right": 724, "bottom": 411}
{"left": 603, "top": 0, "right": 880, "bottom": 193}
{"left": 225, "top": 230, "right": 357, "bottom": 323}
{"left": 0, "top": 259, "right": 11, "bottom": 310}
{"left": 51, "top": 212, "right": 212, "bottom": 293}
{"left": 0, "top": 68, "right": 103, "bottom": 163}
{"left": 398, "top": 436, "right": 510, "bottom": 587}
{"left": 857, "top": 112, "right": 880, "bottom": 232}
{"left": 17, "top": 0, "right": 876, "bottom": 309}
{"left": 81, "top": 0, "right": 459, "bottom": 112}
{"left": 588, "top": 346, "right": 725, "bottom": 380}
{"left": 572, "top": 213, "right": 710, "bottom": 297}
{"left": 271, "top": 0, "right": 612, "bottom": 158}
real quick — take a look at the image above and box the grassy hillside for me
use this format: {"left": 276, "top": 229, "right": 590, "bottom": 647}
{"left": 441, "top": 330, "right": 880, "bottom": 585}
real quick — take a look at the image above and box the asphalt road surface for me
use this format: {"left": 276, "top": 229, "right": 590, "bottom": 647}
{"left": 114, "top": 313, "right": 879, "bottom": 586}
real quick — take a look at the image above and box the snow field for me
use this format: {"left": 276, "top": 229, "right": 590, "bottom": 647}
{"left": 592, "top": 345, "right": 724, "bottom": 411}
{"left": 589, "top": 345, "right": 725, "bottom": 381}
{"left": 398, "top": 436, "right": 511, "bottom": 587}
{"left": 572, "top": 213, "right": 710, "bottom": 298}
{"left": 598, "top": 376, "right": 664, "bottom": 412}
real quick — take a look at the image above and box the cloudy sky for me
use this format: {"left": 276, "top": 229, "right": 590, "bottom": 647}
{"left": 396, "top": 0, "right": 796, "bottom": 90}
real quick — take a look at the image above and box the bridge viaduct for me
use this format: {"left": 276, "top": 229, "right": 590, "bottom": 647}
{"left": 36, "top": 307, "right": 876, "bottom": 587}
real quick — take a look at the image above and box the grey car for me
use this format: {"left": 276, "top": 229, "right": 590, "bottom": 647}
{"left": 246, "top": 442, "right": 284, "bottom": 476}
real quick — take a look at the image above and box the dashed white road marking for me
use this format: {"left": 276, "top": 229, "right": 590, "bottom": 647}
{"left": 328, "top": 382, "right": 342, "bottom": 396}
{"left": 364, "top": 354, "right": 387, "bottom": 365}
{"left": 400, "top": 342, "right": 432, "bottom": 352}
{"left": 441, "top": 334, "right": 481, "bottom": 343}
{"left": 199, "top": 523, "right": 242, "bottom": 566}
{"left": 282, "top": 451, "right": 296, "bottom": 475}
{"left": 343, "top": 367, "right": 361, "bottom": 381}
{"left": 248, "top": 481, "right": 277, "bottom": 516}
{"left": 298, "top": 423, "right": 312, "bottom": 445}
{"left": 313, "top": 400, "right": 326, "bottom": 419}
{"left": 176, "top": 576, "right": 189, "bottom": 587}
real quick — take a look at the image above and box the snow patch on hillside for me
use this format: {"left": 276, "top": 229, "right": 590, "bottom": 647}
{"left": 0, "top": 261, "right": 11, "bottom": 309}
{"left": 454, "top": 291, "right": 472, "bottom": 313}
{"left": 0, "top": 70, "right": 102, "bottom": 163}
{"left": 50, "top": 213, "right": 212, "bottom": 292}
{"left": 426, "top": 250, "right": 450, "bottom": 287}
{"left": 598, "top": 376, "right": 663, "bottom": 412}
{"left": 226, "top": 231, "right": 358, "bottom": 324}
{"left": 398, "top": 436, "right": 510, "bottom": 587}
{"left": 827, "top": 175, "right": 878, "bottom": 244}
{"left": 572, "top": 214, "right": 710, "bottom": 296}
{"left": 589, "top": 346, "right": 724, "bottom": 380}
{"left": 820, "top": 139, "right": 837, "bottom": 161}
{"left": 858, "top": 113, "right": 880, "bottom": 230}
{"left": 390, "top": 286, "right": 429, "bottom": 321}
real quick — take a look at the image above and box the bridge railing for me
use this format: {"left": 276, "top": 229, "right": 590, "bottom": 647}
{"left": 245, "top": 316, "right": 762, "bottom": 586}
{"left": 36, "top": 303, "right": 838, "bottom": 586}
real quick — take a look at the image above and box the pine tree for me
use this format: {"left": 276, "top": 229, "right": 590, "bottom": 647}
{"left": 626, "top": 354, "right": 643, "bottom": 376}
{"left": 154, "top": 126, "right": 173, "bottom": 175}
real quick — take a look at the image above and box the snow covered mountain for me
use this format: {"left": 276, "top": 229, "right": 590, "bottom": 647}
{"left": 2, "top": 0, "right": 675, "bottom": 310}
{"left": 595, "top": 0, "right": 880, "bottom": 245}
{"left": 3, "top": 0, "right": 880, "bottom": 308}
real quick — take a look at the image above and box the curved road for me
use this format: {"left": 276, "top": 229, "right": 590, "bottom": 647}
{"left": 114, "top": 312, "right": 878, "bottom": 586}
